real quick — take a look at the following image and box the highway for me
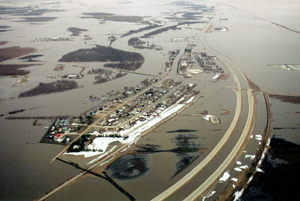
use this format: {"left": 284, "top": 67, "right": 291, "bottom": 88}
{"left": 184, "top": 90, "right": 255, "bottom": 200}
{"left": 152, "top": 86, "right": 242, "bottom": 200}
{"left": 152, "top": 4, "right": 256, "bottom": 201}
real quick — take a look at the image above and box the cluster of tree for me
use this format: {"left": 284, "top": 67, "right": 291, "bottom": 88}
{"left": 142, "top": 22, "right": 200, "bottom": 38}
{"left": 108, "top": 36, "right": 117, "bottom": 46}
{"left": 68, "top": 27, "right": 87, "bottom": 36}
{"left": 68, "top": 134, "right": 91, "bottom": 152}
{"left": 122, "top": 24, "right": 160, "bottom": 37}
{"left": 93, "top": 72, "right": 126, "bottom": 84}
{"left": 88, "top": 68, "right": 113, "bottom": 76}
{"left": 140, "top": 78, "right": 152, "bottom": 87}
{"left": 18, "top": 80, "right": 79, "bottom": 98}
{"left": 142, "top": 25, "right": 179, "bottom": 38}
{"left": 128, "top": 37, "right": 145, "bottom": 46}
{"left": 94, "top": 75, "right": 108, "bottom": 84}
{"left": 59, "top": 45, "right": 144, "bottom": 66}
{"left": 19, "top": 54, "right": 43, "bottom": 61}
{"left": 104, "top": 61, "right": 143, "bottom": 71}
{"left": 0, "top": 64, "right": 33, "bottom": 76}
{"left": 82, "top": 12, "right": 143, "bottom": 23}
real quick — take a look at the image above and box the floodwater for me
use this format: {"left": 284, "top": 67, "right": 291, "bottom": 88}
{"left": 0, "top": 0, "right": 299, "bottom": 200}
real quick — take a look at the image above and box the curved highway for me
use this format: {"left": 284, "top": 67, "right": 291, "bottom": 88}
{"left": 152, "top": 4, "right": 255, "bottom": 201}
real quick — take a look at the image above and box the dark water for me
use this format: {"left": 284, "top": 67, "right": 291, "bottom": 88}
{"left": 241, "top": 95, "right": 300, "bottom": 201}
{"left": 106, "top": 154, "right": 149, "bottom": 180}
{"left": 241, "top": 138, "right": 300, "bottom": 201}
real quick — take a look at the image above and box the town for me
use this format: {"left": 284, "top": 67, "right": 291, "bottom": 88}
{"left": 41, "top": 78, "right": 200, "bottom": 156}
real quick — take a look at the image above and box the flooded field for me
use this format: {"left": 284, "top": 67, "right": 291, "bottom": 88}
{"left": 0, "top": 0, "right": 299, "bottom": 200}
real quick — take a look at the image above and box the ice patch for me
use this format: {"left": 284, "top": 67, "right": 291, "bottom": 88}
{"left": 255, "top": 134, "right": 262, "bottom": 141}
{"left": 203, "top": 114, "right": 214, "bottom": 120}
{"left": 233, "top": 189, "right": 244, "bottom": 201}
{"left": 266, "top": 138, "right": 271, "bottom": 146}
{"left": 243, "top": 150, "right": 247, "bottom": 153}
{"left": 239, "top": 165, "right": 249, "bottom": 169}
{"left": 247, "top": 176, "right": 254, "bottom": 184}
{"left": 250, "top": 135, "right": 253, "bottom": 139}
{"left": 202, "top": 190, "right": 216, "bottom": 201}
{"left": 185, "top": 96, "right": 194, "bottom": 103}
{"left": 212, "top": 73, "right": 221, "bottom": 80}
{"left": 219, "top": 171, "right": 230, "bottom": 183}
{"left": 256, "top": 167, "right": 264, "bottom": 173}
{"left": 234, "top": 167, "right": 242, "bottom": 172}
{"left": 231, "top": 177, "right": 238, "bottom": 182}
{"left": 258, "top": 148, "right": 268, "bottom": 166}
{"left": 245, "top": 154, "right": 255, "bottom": 160}
{"left": 232, "top": 184, "right": 236, "bottom": 189}
{"left": 236, "top": 161, "right": 242, "bottom": 165}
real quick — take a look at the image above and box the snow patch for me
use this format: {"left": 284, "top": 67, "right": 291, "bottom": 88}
{"left": 86, "top": 145, "right": 117, "bottom": 166}
{"left": 64, "top": 151, "right": 102, "bottom": 158}
{"left": 258, "top": 148, "right": 268, "bottom": 166}
{"left": 239, "top": 165, "right": 249, "bottom": 169}
{"left": 236, "top": 161, "right": 242, "bottom": 165}
{"left": 90, "top": 130, "right": 100, "bottom": 135}
{"left": 231, "top": 177, "right": 238, "bottom": 182}
{"left": 234, "top": 167, "right": 242, "bottom": 172}
{"left": 245, "top": 154, "right": 255, "bottom": 160}
{"left": 87, "top": 137, "right": 122, "bottom": 152}
{"left": 247, "top": 176, "right": 254, "bottom": 184}
{"left": 203, "top": 114, "right": 214, "bottom": 120}
{"left": 255, "top": 134, "right": 262, "bottom": 141}
{"left": 219, "top": 171, "right": 230, "bottom": 183}
{"left": 202, "top": 190, "right": 216, "bottom": 201}
{"left": 266, "top": 138, "right": 271, "bottom": 146}
{"left": 160, "top": 104, "right": 184, "bottom": 118}
{"left": 256, "top": 167, "right": 264, "bottom": 173}
{"left": 185, "top": 96, "right": 194, "bottom": 103}
{"left": 212, "top": 73, "right": 221, "bottom": 80}
{"left": 233, "top": 189, "right": 244, "bottom": 201}
{"left": 97, "top": 156, "right": 115, "bottom": 168}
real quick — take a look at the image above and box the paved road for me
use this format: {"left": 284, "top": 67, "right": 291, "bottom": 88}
{"left": 151, "top": 87, "right": 242, "bottom": 201}
{"left": 152, "top": 5, "right": 256, "bottom": 201}
{"left": 184, "top": 89, "right": 255, "bottom": 200}
{"left": 151, "top": 47, "right": 245, "bottom": 201}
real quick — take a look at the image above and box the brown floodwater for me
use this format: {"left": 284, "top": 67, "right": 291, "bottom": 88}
{"left": 0, "top": 0, "right": 299, "bottom": 200}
